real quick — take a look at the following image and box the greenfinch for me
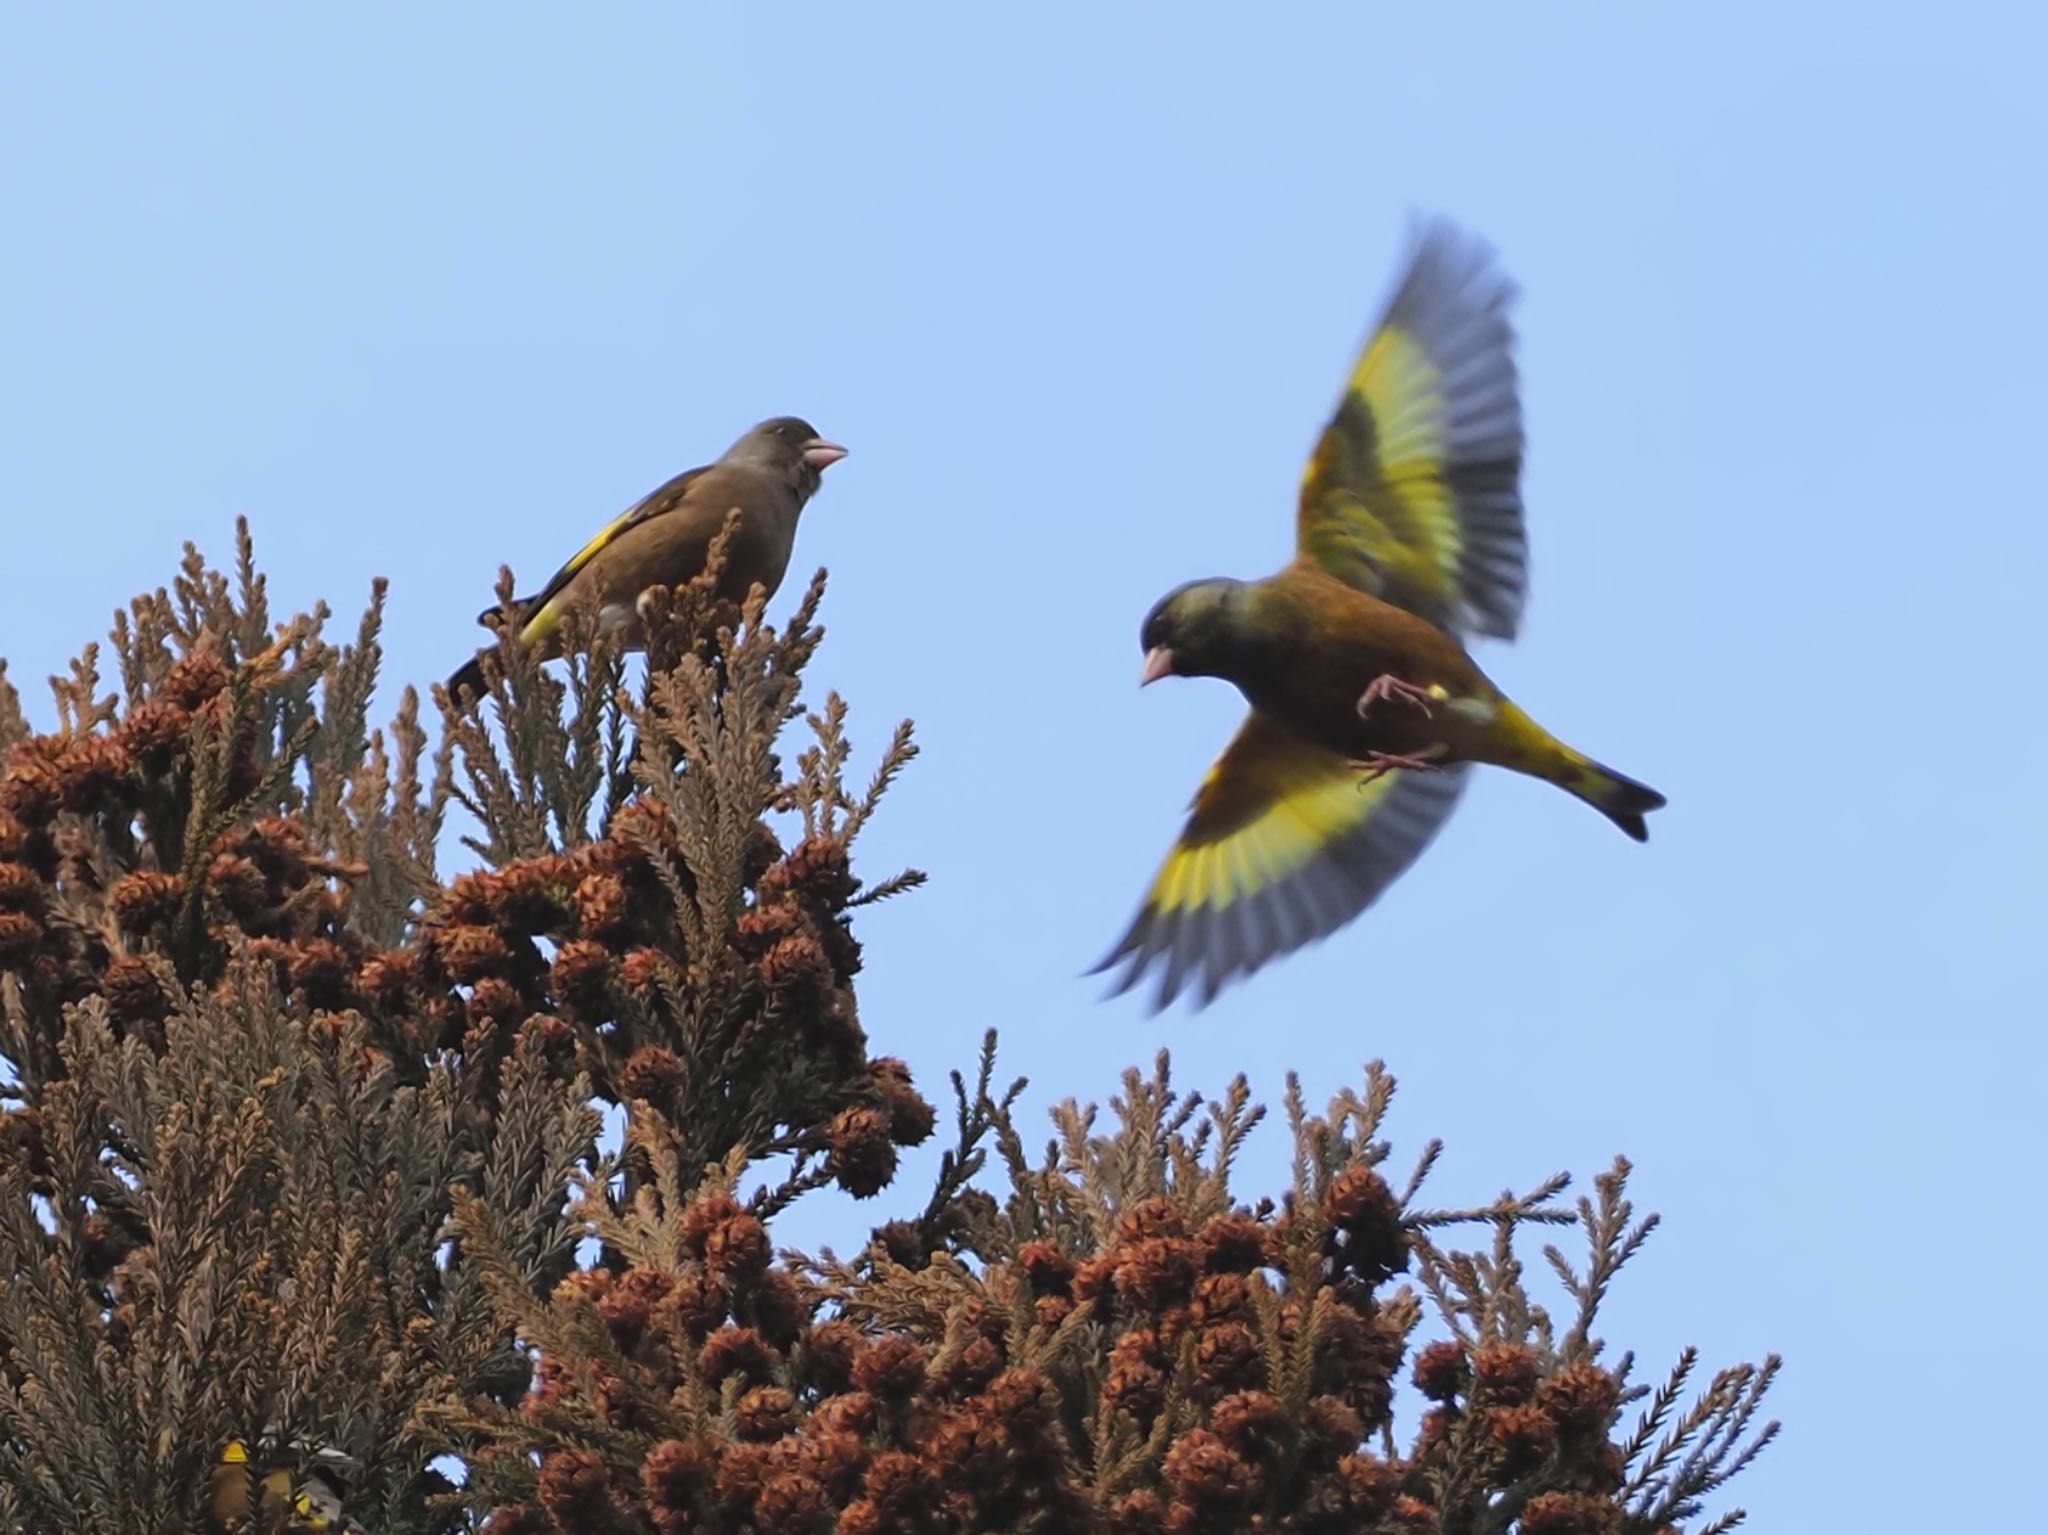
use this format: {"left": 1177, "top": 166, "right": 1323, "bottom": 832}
{"left": 447, "top": 416, "right": 845, "bottom": 699}
{"left": 207, "top": 1438, "right": 366, "bottom": 1533}
{"left": 1095, "top": 217, "right": 1664, "bottom": 1010}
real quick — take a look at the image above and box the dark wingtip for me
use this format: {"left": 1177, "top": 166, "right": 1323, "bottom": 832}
{"left": 1084, "top": 953, "right": 1141, "bottom": 1002}
{"left": 446, "top": 657, "right": 487, "bottom": 704}
{"left": 1081, "top": 947, "right": 1124, "bottom": 983}
{"left": 1085, "top": 928, "right": 1182, "bottom": 1014}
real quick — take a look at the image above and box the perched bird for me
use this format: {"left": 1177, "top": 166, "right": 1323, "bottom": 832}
{"left": 446, "top": 415, "right": 846, "bottom": 699}
{"left": 207, "top": 1437, "right": 367, "bottom": 1533}
{"left": 1094, "top": 217, "right": 1664, "bottom": 1011}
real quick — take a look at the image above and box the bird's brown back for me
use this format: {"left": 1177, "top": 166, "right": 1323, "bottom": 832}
{"left": 579, "top": 461, "right": 803, "bottom": 611}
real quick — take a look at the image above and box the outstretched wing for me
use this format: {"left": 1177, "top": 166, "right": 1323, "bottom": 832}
{"left": 485, "top": 464, "right": 711, "bottom": 647}
{"left": 1091, "top": 713, "right": 1469, "bottom": 1012}
{"left": 1297, "top": 216, "right": 1527, "bottom": 640}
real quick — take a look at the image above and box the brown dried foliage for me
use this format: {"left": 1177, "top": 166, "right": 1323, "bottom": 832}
{"left": 0, "top": 523, "right": 921, "bottom": 1533}
{"left": 443, "top": 1041, "right": 1778, "bottom": 1535}
{"left": 423, "top": 546, "right": 929, "bottom": 1203}
{"left": 0, "top": 527, "right": 1774, "bottom": 1535}
{"left": 0, "top": 526, "right": 604, "bottom": 1534}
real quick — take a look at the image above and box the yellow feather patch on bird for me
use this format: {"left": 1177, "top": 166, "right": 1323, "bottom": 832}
{"left": 1144, "top": 760, "right": 1353, "bottom": 915}
{"left": 1296, "top": 217, "right": 1528, "bottom": 640}
{"left": 1302, "top": 320, "right": 1467, "bottom": 614}
{"left": 1093, "top": 713, "right": 1472, "bottom": 1009}
{"left": 1354, "top": 328, "right": 1451, "bottom": 477}
{"left": 516, "top": 509, "right": 642, "bottom": 646}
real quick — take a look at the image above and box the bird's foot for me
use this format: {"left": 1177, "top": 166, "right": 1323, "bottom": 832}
{"left": 1356, "top": 673, "right": 1439, "bottom": 720}
{"left": 1351, "top": 750, "right": 1445, "bottom": 784}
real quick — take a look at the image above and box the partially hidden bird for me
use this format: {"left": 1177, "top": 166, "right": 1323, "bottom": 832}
{"left": 207, "top": 1437, "right": 367, "bottom": 1533}
{"left": 1093, "top": 217, "right": 1665, "bottom": 1011}
{"left": 446, "top": 415, "right": 846, "bottom": 700}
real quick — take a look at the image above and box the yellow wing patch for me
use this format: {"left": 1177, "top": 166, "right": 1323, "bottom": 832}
{"left": 1297, "top": 217, "right": 1528, "bottom": 640}
{"left": 1093, "top": 714, "right": 1470, "bottom": 1011}
{"left": 514, "top": 507, "right": 640, "bottom": 648}
{"left": 502, "top": 462, "right": 713, "bottom": 648}
{"left": 1150, "top": 756, "right": 1382, "bottom": 916}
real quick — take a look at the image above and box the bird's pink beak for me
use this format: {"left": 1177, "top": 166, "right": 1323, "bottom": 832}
{"left": 1140, "top": 646, "right": 1175, "bottom": 687}
{"left": 803, "top": 439, "right": 848, "bottom": 470}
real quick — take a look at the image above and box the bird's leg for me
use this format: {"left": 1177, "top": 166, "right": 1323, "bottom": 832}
{"left": 1356, "top": 673, "right": 1439, "bottom": 720}
{"left": 1351, "top": 750, "right": 1446, "bottom": 785}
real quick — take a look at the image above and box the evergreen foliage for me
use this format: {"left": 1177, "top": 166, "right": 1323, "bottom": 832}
{"left": 0, "top": 528, "right": 1775, "bottom": 1533}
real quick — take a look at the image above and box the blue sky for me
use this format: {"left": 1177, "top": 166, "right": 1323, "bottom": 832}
{"left": 4, "top": 4, "right": 2043, "bottom": 1525}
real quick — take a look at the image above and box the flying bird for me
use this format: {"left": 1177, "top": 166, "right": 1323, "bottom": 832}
{"left": 446, "top": 415, "right": 845, "bottom": 700}
{"left": 1094, "top": 218, "right": 1664, "bottom": 1011}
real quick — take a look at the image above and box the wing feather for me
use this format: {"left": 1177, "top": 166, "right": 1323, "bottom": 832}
{"left": 1092, "top": 713, "right": 1470, "bottom": 1011}
{"left": 500, "top": 464, "right": 712, "bottom": 646}
{"left": 1297, "top": 216, "right": 1528, "bottom": 639}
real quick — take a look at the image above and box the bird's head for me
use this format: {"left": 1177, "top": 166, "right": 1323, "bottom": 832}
{"left": 729, "top": 416, "right": 848, "bottom": 496}
{"left": 1138, "top": 579, "right": 1250, "bottom": 686}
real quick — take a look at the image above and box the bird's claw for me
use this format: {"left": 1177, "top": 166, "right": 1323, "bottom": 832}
{"left": 1351, "top": 750, "right": 1445, "bottom": 785}
{"left": 1356, "top": 674, "right": 1438, "bottom": 720}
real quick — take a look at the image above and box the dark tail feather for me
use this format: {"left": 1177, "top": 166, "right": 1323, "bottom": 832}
{"left": 478, "top": 596, "right": 533, "bottom": 632}
{"left": 449, "top": 597, "right": 534, "bottom": 704}
{"left": 446, "top": 655, "right": 488, "bottom": 704}
{"left": 1572, "top": 760, "right": 1666, "bottom": 842}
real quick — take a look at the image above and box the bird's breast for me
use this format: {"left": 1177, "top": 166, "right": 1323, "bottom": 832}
{"left": 1231, "top": 629, "right": 1496, "bottom": 762}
